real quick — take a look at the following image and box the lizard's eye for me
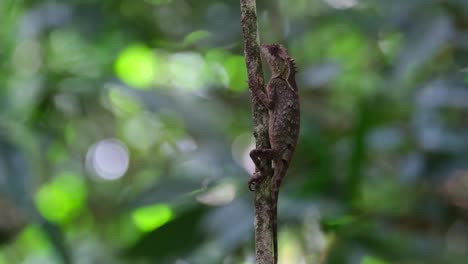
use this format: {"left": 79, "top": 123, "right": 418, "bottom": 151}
{"left": 268, "top": 45, "right": 280, "bottom": 56}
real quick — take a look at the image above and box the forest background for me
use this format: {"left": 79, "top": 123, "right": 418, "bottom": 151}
{"left": 1, "top": 0, "right": 468, "bottom": 263}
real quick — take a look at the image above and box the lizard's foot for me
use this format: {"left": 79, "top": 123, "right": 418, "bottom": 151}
{"left": 248, "top": 171, "right": 264, "bottom": 191}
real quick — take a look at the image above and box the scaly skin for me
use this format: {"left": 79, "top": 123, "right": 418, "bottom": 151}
{"left": 249, "top": 44, "right": 300, "bottom": 264}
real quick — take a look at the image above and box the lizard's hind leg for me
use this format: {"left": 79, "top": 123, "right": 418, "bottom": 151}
{"left": 248, "top": 148, "right": 283, "bottom": 191}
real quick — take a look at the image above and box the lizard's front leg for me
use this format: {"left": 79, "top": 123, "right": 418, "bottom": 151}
{"left": 248, "top": 148, "right": 279, "bottom": 191}
{"left": 249, "top": 78, "right": 274, "bottom": 110}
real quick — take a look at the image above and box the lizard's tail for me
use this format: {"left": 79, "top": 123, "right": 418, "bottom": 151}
{"left": 272, "top": 188, "right": 279, "bottom": 264}
{"left": 272, "top": 160, "right": 287, "bottom": 264}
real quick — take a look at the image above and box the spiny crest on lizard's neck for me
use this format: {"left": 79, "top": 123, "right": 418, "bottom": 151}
{"left": 286, "top": 55, "right": 298, "bottom": 91}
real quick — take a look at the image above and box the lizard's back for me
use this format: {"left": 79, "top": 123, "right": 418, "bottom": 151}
{"left": 267, "top": 77, "right": 300, "bottom": 161}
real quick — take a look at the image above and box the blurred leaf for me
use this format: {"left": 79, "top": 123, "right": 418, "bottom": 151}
{"left": 46, "top": 142, "right": 67, "bottom": 163}
{"left": 293, "top": 22, "right": 380, "bottom": 108}
{"left": 223, "top": 55, "right": 247, "bottom": 92}
{"left": 168, "top": 52, "right": 206, "bottom": 91}
{"left": 361, "top": 255, "right": 389, "bottom": 264}
{"left": 200, "top": 199, "right": 252, "bottom": 252}
{"left": 144, "top": 0, "right": 173, "bottom": 5}
{"left": 122, "top": 112, "right": 162, "bottom": 151}
{"left": 183, "top": 30, "right": 211, "bottom": 46}
{"left": 15, "top": 225, "right": 49, "bottom": 253}
{"left": 394, "top": 15, "right": 453, "bottom": 82}
{"left": 48, "top": 29, "right": 102, "bottom": 78}
{"left": 132, "top": 204, "right": 174, "bottom": 232}
{"left": 322, "top": 215, "right": 356, "bottom": 231}
{"left": 356, "top": 175, "right": 414, "bottom": 216}
{"left": 378, "top": 32, "right": 403, "bottom": 63}
{"left": 107, "top": 87, "right": 142, "bottom": 117}
{"left": 125, "top": 205, "right": 208, "bottom": 261}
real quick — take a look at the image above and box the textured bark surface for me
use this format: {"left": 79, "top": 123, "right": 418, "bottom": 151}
{"left": 240, "top": 0, "right": 274, "bottom": 263}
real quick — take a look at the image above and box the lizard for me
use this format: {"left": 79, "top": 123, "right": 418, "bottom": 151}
{"left": 248, "top": 43, "right": 300, "bottom": 264}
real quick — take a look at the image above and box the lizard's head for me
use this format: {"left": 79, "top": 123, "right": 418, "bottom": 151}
{"left": 260, "top": 44, "right": 290, "bottom": 79}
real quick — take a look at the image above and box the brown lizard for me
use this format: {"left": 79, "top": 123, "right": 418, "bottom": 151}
{"left": 248, "top": 44, "right": 300, "bottom": 264}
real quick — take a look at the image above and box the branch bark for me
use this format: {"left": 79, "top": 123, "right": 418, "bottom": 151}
{"left": 240, "top": 1, "right": 274, "bottom": 263}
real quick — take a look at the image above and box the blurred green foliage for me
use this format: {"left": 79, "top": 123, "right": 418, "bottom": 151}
{"left": 1, "top": 0, "right": 468, "bottom": 263}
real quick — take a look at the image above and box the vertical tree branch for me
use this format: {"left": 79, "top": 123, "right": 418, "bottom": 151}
{"left": 240, "top": 0, "right": 274, "bottom": 263}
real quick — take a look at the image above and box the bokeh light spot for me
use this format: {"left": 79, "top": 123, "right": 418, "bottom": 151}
{"left": 123, "top": 113, "right": 162, "bottom": 151}
{"left": 131, "top": 204, "right": 174, "bottom": 232}
{"left": 196, "top": 182, "right": 236, "bottom": 206}
{"left": 324, "top": 0, "right": 358, "bottom": 9}
{"left": 231, "top": 133, "right": 255, "bottom": 175}
{"left": 13, "top": 39, "right": 42, "bottom": 76}
{"left": 107, "top": 87, "right": 142, "bottom": 117}
{"left": 16, "top": 225, "right": 49, "bottom": 252}
{"left": 204, "top": 49, "right": 230, "bottom": 88}
{"left": 87, "top": 139, "right": 130, "bottom": 180}
{"left": 115, "top": 44, "right": 157, "bottom": 89}
{"left": 169, "top": 52, "right": 206, "bottom": 91}
{"left": 35, "top": 173, "right": 86, "bottom": 224}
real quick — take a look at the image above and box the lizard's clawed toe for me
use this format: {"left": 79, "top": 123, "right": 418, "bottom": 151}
{"left": 248, "top": 180, "right": 257, "bottom": 191}
{"left": 248, "top": 172, "right": 262, "bottom": 192}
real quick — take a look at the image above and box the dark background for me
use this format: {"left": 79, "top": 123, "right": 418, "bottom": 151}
{"left": 1, "top": 0, "right": 468, "bottom": 263}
